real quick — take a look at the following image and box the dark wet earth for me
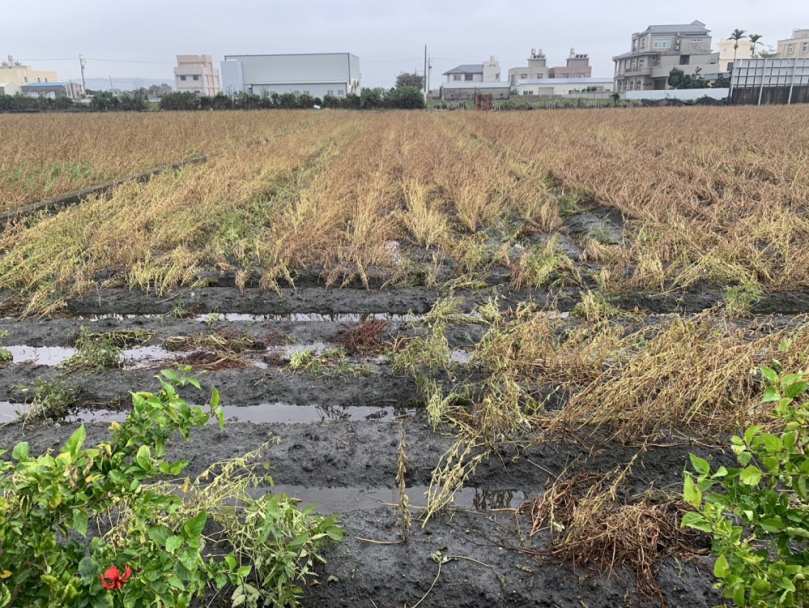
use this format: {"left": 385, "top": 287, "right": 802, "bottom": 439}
{"left": 0, "top": 284, "right": 778, "bottom": 608}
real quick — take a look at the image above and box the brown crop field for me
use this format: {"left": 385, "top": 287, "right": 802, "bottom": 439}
{"left": 2, "top": 106, "right": 809, "bottom": 608}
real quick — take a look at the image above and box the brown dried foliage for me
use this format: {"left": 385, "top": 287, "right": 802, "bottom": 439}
{"left": 334, "top": 320, "right": 389, "bottom": 355}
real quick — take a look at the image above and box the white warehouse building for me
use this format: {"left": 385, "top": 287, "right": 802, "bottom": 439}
{"left": 221, "top": 53, "right": 361, "bottom": 99}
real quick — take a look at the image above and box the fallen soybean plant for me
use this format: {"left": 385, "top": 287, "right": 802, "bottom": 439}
{"left": 0, "top": 366, "right": 343, "bottom": 608}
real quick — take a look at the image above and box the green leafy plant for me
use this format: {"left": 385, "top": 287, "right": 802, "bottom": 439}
{"left": 63, "top": 327, "right": 124, "bottom": 372}
{"left": 15, "top": 378, "right": 79, "bottom": 420}
{"left": 683, "top": 362, "right": 809, "bottom": 607}
{"left": 724, "top": 281, "right": 763, "bottom": 317}
{"left": 0, "top": 367, "right": 343, "bottom": 608}
{"left": 0, "top": 330, "right": 11, "bottom": 365}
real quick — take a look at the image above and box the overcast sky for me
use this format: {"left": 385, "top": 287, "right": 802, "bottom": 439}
{"left": 4, "top": 0, "right": 808, "bottom": 88}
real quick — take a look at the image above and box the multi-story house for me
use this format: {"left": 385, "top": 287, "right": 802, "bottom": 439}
{"left": 717, "top": 39, "right": 756, "bottom": 73}
{"left": 508, "top": 49, "right": 548, "bottom": 86}
{"left": 776, "top": 29, "right": 809, "bottom": 59}
{"left": 444, "top": 56, "right": 501, "bottom": 83}
{"left": 548, "top": 49, "right": 593, "bottom": 79}
{"left": 613, "top": 20, "right": 720, "bottom": 92}
{"left": 0, "top": 56, "right": 58, "bottom": 86}
{"left": 174, "top": 55, "right": 221, "bottom": 96}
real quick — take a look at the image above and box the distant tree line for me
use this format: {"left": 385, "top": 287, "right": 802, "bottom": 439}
{"left": 158, "top": 86, "right": 425, "bottom": 111}
{"left": 0, "top": 85, "right": 426, "bottom": 113}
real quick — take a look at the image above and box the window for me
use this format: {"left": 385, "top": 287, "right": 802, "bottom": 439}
{"left": 44, "top": 78, "right": 48, "bottom": 82}
{"left": 465, "top": 73, "right": 473, "bottom": 81}
{"left": 337, "top": 89, "right": 344, "bottom": 96}
{"left": 788, "top": 44, "right": 795, "bottom": 55}
{"left": 453, "top": 74, "right": 461, "bottom": 81}
{"left": 24, "top": 76, "right": 28, "bottom": 82}
{"left": 495, "top": 73, "right": 500, "bottom": 79}
{"left": 803, "top": 42, "right": 809, "bottom": 53}
{"left": 520, "top": 73, "right": 527, "bottom": 79}
{"left": 293, "top": 90, "right": 300, "bottom": 95}
{"left": 180, "top": 75, "right": 186, "bottom": 81}
{"left": 632, "top": 40, "right": 638, "bottom": 51}
{"left": 303, "top": 90, "right": 309, "bottom": 95}
{"left": 638, "top": 58, "right": 645, "bottom": 68}
{"left": 327, "top": 90, "right": 334, "bottom": 96}
{"left": 680, "top": 55, "right": 690, "bottom": 65}
{"left": 192, "top": 75, "right": 199, "bottom": 81}
{"left": 640, "top": 38, "right": 646, "bottom": 48}
{"left": 653, "top": 38, "right": 672, "bottom": 49}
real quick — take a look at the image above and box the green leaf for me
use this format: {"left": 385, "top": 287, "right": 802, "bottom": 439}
{"left": 714, "top": 554, "right": 729, "bottom": 578}
{"left": 65, "top": 426, "right": 86, "bottom": 459}
{"left": 161, "top": 369, "right": 180, "bottom": 383}
{"left": 683, "top": 475, "right": 702, "bottom": 506}
{"left": 689, "top": 454, "right": 710, "bottom": 476}
{"left": 91, "top": 595, "right": 113, "bottom": 608}
{"left": 136, "top": 445, "right": 151, "bottom": 470}
{"left": 165, "top": 535, "right": 183, "bottom": 553}
{"left": 681, "top": 512, "right": 712, "bottom": 532}
{"left": 181, "top": 512, "right": 207, "bottom": 541}
{"left": 11, "top": 442, "right": 29, "bottom": 461}
{"left": 210, "top": 386, "right": 221, "bottom": 409}
{"left": 745, "top": 426, "right": 761, "bottom": 445}
{"left": 785, "top": 527, "right": 809, "bottom": 539}
{"left": 762, "top": 386, "right": 780, "bottom": 403}
{"left": 787, "top": 381, "right": 809, "bottom": 399}
{"left": 740, "top": 466, "right": 762, "bottom": 486}
{"left": 760, "top": 517, "right": 785, "bottom": 533}
{"left": 78, "top": 557, "right": 99, "bottom": 580}
{"left": 783, "top": 373, "right": 804, "bottom": 387}
{"left": 72, "top": 508, "right": 89, "bottom": 537}
{"left": 760, "top": 366, "right": 778, "bottom": 384}
{"left": 147, "top": 525, "right": 172, "bottom": 546}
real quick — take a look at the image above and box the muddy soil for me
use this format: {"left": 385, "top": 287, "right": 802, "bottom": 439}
{"left": 0, "top": 414, "right": 727, "bottom": 608}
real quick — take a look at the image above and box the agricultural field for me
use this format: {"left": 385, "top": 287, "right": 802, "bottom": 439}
{"left": 2, "top": 106, "right": 809, "bottom": 607}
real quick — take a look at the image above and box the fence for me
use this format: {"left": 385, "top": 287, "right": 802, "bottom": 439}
{"left": 731, "top": 58, "right": 809, "bottom": 105}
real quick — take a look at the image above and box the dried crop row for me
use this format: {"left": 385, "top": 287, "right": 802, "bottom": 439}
{"left": 0, "top": 111, "right": 320, "bottom": 210}
{"left": 0, "top": 113, "right": 365, "bottom": 315}
{"left": 453, "top": 106, "right": 809, "bottom": 295}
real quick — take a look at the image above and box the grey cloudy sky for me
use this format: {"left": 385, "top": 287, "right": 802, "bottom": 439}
{"left": 5, "top": 0, "right": 809, "bottom": 87}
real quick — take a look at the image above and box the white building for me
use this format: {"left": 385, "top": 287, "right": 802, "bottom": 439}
{"left": 513, "top": 77, "right": 614, "bottom": 96}
{"left": 444, "top": 56, "right": 501, "bottom": 84}
{"left": 0, "top": 82, "right": 20, "bottom": 95}
{"left": 441, "top": 81, "right": 511, "bottom": 101}
{"left": 221, "top": 53, "right": 361, "bottom": 99}
{"left": 174, "top": 55, "right": 220, "bottom": 96}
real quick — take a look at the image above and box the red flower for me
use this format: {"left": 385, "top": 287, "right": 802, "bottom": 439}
{"left": 100, "top": 565, "right": 132, "bottom": 591}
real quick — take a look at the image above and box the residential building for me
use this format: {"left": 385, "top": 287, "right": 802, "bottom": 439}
{"left": 21, "top": 82, "right": 85, "bottom": 100}
{"left": 613, "top": 20, "right": 720, "bottom": 92}
{"left": 174, "top": 55, "right": 220, "bottom": 96}
{"left": 0, "top": 56, "right": 58, "bottom": 86}
{"left": 441, "top": 81, "right": 510, "bottom": 101}
{"left": 776, "top": 29, "right": 809, "bottom": 59}
{"left": 717, "top": 39, "right": 756, "bottom": 72}
{"left": 0, "top": 82, "right": 20, "bottom": 95}
{"left": 548, "top": 49, "right": 593, "bottom": 79}
{"left": 221, "top": 53, "right": 360, "bottom": 99}
{"left": 513, "top": 77, "right": 613, "bottom": 96}
{"left": 508, "top": 49, "right": 548, "bottom": 86}
{"left": 444, "top": 56, "right": 501, "bottom": 83}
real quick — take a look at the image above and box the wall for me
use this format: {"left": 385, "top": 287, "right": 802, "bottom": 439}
{"left": 626, "top": 88, "right": 728, "bottom": 100}
{"left": 732, "top": 85, "right": 809, "bottom": 105}
{"left": 0, "top": 66, "right": 58, "bottom": 86}
{"left": 225, "top": 54, "right": 356, "bottom": 91}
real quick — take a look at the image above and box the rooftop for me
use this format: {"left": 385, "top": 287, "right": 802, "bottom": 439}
{"left": 638, "top": 20, "right": 709, "bottom": 36}
{"left": 21, "top": 82, "right": 70, "bottom": 87}
{"left": 443, "top": 64, "right": 484, "bottom": 75}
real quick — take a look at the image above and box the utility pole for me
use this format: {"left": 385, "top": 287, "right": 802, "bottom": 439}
{"left": 79, "top": 55, "right": 87, "bottom": 96}
{"left": 109, "top": 76, "right": 114, "bottom": 93}
{"left": 423, "top": 45, "right": 428, "bottom": 102}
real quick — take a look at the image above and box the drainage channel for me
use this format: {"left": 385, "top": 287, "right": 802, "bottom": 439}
{"left": 0, "top": 402, "right": 415, "bottom": 425}
{"left": 65, "top": 313, "right": 435, "bottom": 323}
{"left": 248, "top": 485, "right": 525, "bottom": 514}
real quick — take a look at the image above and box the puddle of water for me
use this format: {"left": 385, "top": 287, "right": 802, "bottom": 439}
{"left": 450, "top": 349, "right": 473, "bottom": 364}
{"left": 195, "top": 313, "right": 428, "bottom": 323}
{"left": 249, "top": 485, "right": 525, "bottom": 514}
{"left": 0, "top": 401, "right": 412, "bottom": 425}
{"left": 3, "top": 345, "right": 179, "bottom": 368}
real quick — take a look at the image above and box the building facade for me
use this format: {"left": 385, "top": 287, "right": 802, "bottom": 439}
{"left": 508, "top": 49, "right": 548, "bottom": 85}
{"left": 513, "top": 77, "right": 613, "bottom": 96}
{"left": 717, "top": 39, "right": 756, "bottom": 73}
{"left": 174, "top": 55, "right": 220, "bottom": 96}
{"left": 613, "top": 21, "right": 720, "bottom": 92}
{"left": 441, "top": 81, "right": 510, "bottom": 101}
{"left": 548, "top": 49, "right": 593, "bottom": 79}
{"left": 221, "top": 53, "right": 360, "bottom": 99}
{"left": 0, "top": 82, "right": 20, "bottom": 95}
{"left": 21, "top": 82, "right": 85, "bottom": 100}
{"left": 0, "top": 56, "right": 58, "bottom": 86}
{"left": 445, "top": 57, "right": 501, "bottom": 83}
{"left": 776, "top": 29, "right": 809, "bottom": 59}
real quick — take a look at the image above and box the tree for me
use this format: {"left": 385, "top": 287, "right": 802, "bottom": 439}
{"left": 394, "top": 72, "right": 424, "bottom": 90}
{"left": 728, "top": 29, "right": 747, "bottom": 72}
{"left": 668, "top": 67, "right": 710, "bottom": 89}
{"left": 712, "top": 74, "right": 731, "bottom": 88}
{"left": 385, "top": 86, "right": 425, "bottom": 109}
{"left": 758, "top": 44, "right": 778, "bottom": 59}
{"left": 748, "top": 33, "right": 763, "bottom": 57}
{"left": 360, "top": 87, "right": 384, "bottom": 109}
